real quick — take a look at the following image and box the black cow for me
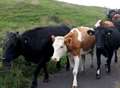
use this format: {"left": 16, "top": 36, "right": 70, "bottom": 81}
{"left": 3, "top": 25, "right": 70, "bottom": 88}
{"left": 106, "top": 10, "right": 120, "bottom": 63}
{"left": 87, "top": 26, "right": 120, "bottom": 79}
{"left": 107, "top": 9, "right": 117, "bottom": 21}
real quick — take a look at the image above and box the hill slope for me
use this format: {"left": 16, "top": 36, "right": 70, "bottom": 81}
{"left": 0, "top": 0, "right": 105, "bottom": 30}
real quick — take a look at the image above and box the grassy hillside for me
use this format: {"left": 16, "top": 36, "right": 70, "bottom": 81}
{"left": 0, "top": 0, "right": 106, "bottom": 88}
{"left": 0, "top": 0, "right": 106, "bottom": 30}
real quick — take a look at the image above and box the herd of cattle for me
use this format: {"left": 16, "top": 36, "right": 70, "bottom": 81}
{"left": 2, "top": 9, "right": 120, "bottom": 88}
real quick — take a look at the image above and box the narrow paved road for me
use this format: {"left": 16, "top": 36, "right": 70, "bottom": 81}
{"left": 38, "top": 54, "right": 120, "bottom": 88}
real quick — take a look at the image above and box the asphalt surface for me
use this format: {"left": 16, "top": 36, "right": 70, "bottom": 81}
{"left": 38, "top": 53, "right": 120, "bottom": 88}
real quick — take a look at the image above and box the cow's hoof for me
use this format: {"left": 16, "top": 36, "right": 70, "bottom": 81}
{"left": 72, "top": 86, "right": 77, "bottom": 88}
{"left": 96, "top": 69, "right": 101, "bottom": 79}
{"left": 43, "top": 79, "right": 49, "bottom": 83}
{"left": 81, "top": 70, "right": 85, "bottom": 74}
{"left": 105, "top": 69, "right": 108, "bottom": 73}
{"left": 105, "top": 64, "right": 107, "bottom": 67}
{"left": 31, "top": 80, "right": 37, "bottom": 88}
{"left": 66, "top": 67, "right": 70, "bottom": 71}
{"left": 96, "top": 74, "right": 101, "bottom": 79}
{"left": 31, "top": 85, "right": 37, "bottom": 88}
{"left": 114, "top": 60, "right": 118, "bottom": 63}
{"left": 106, "top": 70, "right": 111, "bottom": 74}
{"left": 90, "top": 64, "right": 94, "bottom": 68}
{"left": 81, "top": 67, "right": 85, "bottom": 73}
{"left": 105, "top": 64, "right": 111, "bottom": 73}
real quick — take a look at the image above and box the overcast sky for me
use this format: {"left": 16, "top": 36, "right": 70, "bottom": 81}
{"left": 57, "top": 0, "right": 120, "bottom": 9}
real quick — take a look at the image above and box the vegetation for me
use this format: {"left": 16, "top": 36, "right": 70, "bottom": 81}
{"left": 0, "top": 0, "right": 106, "bottom": 88}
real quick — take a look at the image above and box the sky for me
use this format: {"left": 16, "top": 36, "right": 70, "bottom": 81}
{"left": 57, "top": 0, "right": 120, "bottom": 9}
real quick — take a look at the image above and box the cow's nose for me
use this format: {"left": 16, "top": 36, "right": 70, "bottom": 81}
{"left": 51, "top": 58, "right": 58, "bottom": 63}
{"left": 54, "top": 58, "right": 58, "bottom": 62}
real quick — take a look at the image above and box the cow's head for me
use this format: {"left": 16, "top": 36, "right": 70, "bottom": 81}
{"left": 108, "top": 9, "right": 116, "bottom": 20}
{"left": 3, "top": 32, "right": 20, "bottom": 62}
{"left": 112, "top": 14, "right": 120, "bottom": 28}
{"left": 87, "top": 27, "right": 113, "bottom": 49}
{"left": 51, "top": 35, "right": 67, "bottom": 62}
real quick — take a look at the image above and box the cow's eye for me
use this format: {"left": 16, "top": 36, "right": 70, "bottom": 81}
{"left": 60, "top": 46, "right": 64, "bottom": 48}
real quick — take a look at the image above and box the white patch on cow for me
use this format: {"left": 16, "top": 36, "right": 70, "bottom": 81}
{"left": 80, "top": 26, "right": 94, "bottom": 31}
{"left": 71, "top": 28, "right": 82, "bottom": 42}
{"left": 72, "top": 56, "right": 80, "bottom": 87}
{"left": 89, "top": 28, "right": 94, "bottom": 31}
{"left": 97, "top": 69, "right": 100, "bottom": 75}
{"left": 51, "top": 36, "right": 67, "bottom": 62}
{"left": 94, "top": 20, "right": 101, "bottom": 27}
{"left": 80, "top": 26, "right": 89, "bottom": 29}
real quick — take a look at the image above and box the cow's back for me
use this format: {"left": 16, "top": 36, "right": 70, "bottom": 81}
{"left": 65, "top": 27, "right": 95, "bottom": 56}
{"left": 107, "top": 28, "right": 120, "bottom": 49}
{"left": 19, "top": 25, "right": 70, "bottom": 63}
{"left": 78, "top": 27, "right": 95, "bottom": 51}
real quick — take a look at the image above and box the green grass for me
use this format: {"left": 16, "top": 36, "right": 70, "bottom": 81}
{"left": 0, "top": 0, "right": 106, "bottom": 88}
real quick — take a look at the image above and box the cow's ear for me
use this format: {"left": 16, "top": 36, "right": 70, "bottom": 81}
{"left": 51, "top": 35, "right": 55, "bottom": 41}
{"left": 87, "top": 30, "right": 95, "bottom": 36}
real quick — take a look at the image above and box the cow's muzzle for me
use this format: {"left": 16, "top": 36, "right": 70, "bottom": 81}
{"left": 51, "top": 58, "right": 59, "bottom": 63}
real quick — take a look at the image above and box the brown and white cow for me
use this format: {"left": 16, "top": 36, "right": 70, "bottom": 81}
{"left": 51, "top": 26, "right": 95, "bottom": 88}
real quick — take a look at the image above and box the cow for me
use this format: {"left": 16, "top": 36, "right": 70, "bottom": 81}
{"left": 51, "top": 26, "right": 95, "bottom": 88}
{"left": 110, "top": 13, "right": 120, "bottom": 62}
{"left": 107, "top": 10, "right": 120, "bottom": 62}
{"left": 87, "top": 20, "right": 120, "bottom": 79}
{"left": 2, "top": 25, "right": 70, "bottom": 88}
{"left": 107, "top": 9, "right": 117, "bottom": 21}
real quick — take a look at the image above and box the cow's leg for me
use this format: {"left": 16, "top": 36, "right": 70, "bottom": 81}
{"left": 66, "top": 55, "right": 70, "bottom": 71}
{"left": 68, "top": 54, "right": 74, "bottom": 69}
{"left": 96, "top": 48, "right": 101, "bottom": 79}
{"left": 43, "top": 64, "right": 49, "bottom": 82}
{"left": 72, "top": 56, "right": 80, "bottom": 88}
{"left": 114, "top": 50, "right": 118, "bottom": 63}
{"left": 106, "top": 52, "right": 113, "bottom": 73}
{"left": 90, "top": 51, "right": 94, "bottom": 68}
{"left": 81, "top": 55, "right": 85, "bottom": 72}
{"left": 31, "top": 61, "right": 44, "bottom": 88}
